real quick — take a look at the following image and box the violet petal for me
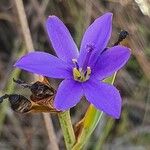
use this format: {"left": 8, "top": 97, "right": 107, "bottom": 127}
{"left": 46, "top": 16, "right": 79, "bottom": 63}
{"left": 14, "top": 52, "right": 72, "bottom": 79}
{"left": 78, "top": 13, "right": 112, "bottom": 67}
{"left": 83, "top": 79, "right": 121, "bottom": 118}
{"left": 54, "top": 79, "right": 83, "bottom": 111}
{"left": 92, "top": 46, "right": 131, "bottom": 80}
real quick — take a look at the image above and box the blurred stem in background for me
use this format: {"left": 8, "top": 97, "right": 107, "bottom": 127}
{"left": 0, "top": 64, "right": 22, "bottom": 132}
{"left": 14, "top": 0, "right": 59, "bottom": 149}
{"left": 94, "top": 118, "right": 115, "bottom": 150}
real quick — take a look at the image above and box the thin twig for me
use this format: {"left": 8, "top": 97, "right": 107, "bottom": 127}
{"left": 43, "top": 113, "right": 59, "bottom": 150}
{"left": 14, "top": 0, "right": 34, "bottom": 51}
{"left": 14, "top": 0, "right": 59, "bottom": 149}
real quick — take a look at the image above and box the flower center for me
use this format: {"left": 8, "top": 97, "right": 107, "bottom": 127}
{"left": 72, "top": 63, "right": 91, "bottom": 82}
{"left": 72, "top": 44, "right": 94, "bottom": 82}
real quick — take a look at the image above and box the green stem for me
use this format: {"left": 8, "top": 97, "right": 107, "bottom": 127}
{"left": 58, "top": 111, "right": 76, "bottom": 150}
{"left": 0, "top": 48, "right": 25, "bottom": 132}
{"left": 72, "top": 73, "right": 116, "bottom": 150}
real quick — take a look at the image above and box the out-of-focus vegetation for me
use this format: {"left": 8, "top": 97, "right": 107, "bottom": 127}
{"left": 0, "top": 0, "right": 150, "bottom": 150}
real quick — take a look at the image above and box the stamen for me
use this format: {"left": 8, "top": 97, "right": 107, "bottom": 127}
{"left": 72, "top": 48, "right": 93, "bottom": 82}
{"left": 82, "top": 44, "right": 95, "bottom": 71}
{"left": 73, "top": 68, "right": 81, "bottom": 80}
{"left": 86, "top": 67, "right": 91, "bottom": 76}
{"left": 84, "top": 67, "right": 91, "bottom": 80}
{"left": 72, "top": 59, "right": 79, "bottom": 70}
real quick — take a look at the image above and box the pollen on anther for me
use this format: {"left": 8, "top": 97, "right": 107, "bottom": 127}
{"left": 73, "top": 68, "right": 81, "bottom": 80}
{"left": 87, "top": 67, "right": 91, "bottom": 75}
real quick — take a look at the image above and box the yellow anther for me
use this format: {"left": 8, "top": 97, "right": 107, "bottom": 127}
{"left": 86, "top": 67, "right": 91, "bottom": 76}
{"left": 73, "top": 68, "right": 81, "bottom": 80}
{"left": 73, "top": 67, "right": 91, "bottom": 82}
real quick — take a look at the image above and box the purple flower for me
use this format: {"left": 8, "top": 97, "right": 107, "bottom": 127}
{"left": 14, "top": 13, "right": 131, "bottom": 118}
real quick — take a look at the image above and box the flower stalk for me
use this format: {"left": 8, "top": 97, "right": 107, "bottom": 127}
{"left": 58, "top": 111, "right": 76, "bottom": 150}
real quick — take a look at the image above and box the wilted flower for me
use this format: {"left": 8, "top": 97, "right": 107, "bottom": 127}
{"left": 15, "top": 13, "right": 131, "bottom": 118}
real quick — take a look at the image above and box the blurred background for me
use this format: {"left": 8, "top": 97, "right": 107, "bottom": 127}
{"left": 0, "top": 0, "right": 150, "bottom": 150}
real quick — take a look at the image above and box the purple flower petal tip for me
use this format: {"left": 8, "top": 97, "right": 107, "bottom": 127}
{"left": 115, "top": 110, "right": 121, "bottom": 119}
{"left": 92, "top": 45, "right": 131, "bottom": 79}
{"left": 103, "top": 12, "right": 113, "bottom": 18}
{"left": 54, "top": 104, "right": 67, "bottom": 112}
{"left": 47, "top": 15, "right": 61, "bottom": 24}
{"left": 46, "top": 15, "right": 79, "bottom": 63}
{"left": 78, "top": 12, "right": 113, "bottom": 67}
{"left": 48, "top": 15, "right": 57, "bottom": 18}
{"left": 83, "top": 80, "right": 122, "bottom": 119}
